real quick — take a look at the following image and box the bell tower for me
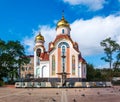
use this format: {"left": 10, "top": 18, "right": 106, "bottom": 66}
{"left": 34, "top": 32, "right": 45, "bottom": 78}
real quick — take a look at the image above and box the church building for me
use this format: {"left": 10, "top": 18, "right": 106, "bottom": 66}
{"left": 34, "top": 14, "right": 86, "bottom": 82}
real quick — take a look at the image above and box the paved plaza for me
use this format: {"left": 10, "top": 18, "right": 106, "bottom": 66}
{"left": 0, "top": 86, "right": 120, "bottom": 102}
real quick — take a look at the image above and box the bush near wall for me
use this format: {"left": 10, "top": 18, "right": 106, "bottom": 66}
{"left": 0, "top": 81, "right": 4, "bottom": 86}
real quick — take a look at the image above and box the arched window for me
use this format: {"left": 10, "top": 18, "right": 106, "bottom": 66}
{"left": 41, "top": 65, "right": 46, "bottom": 77}
{"left": 36, "top": 68, "right": 40, "bottom": 77}
{"left": 37, "top": 57, "right": 40, "bottom": 65}
{"left": 62, "top": 46, "right": 66, "bottom": 56}
{"left": 62, "top": 29, "right": 64, "bottom": 34}
{"left": 36, "top": 49, "right": 41, "bottom": 57}
{"left": 36, "top": 48, "right": 41, "bottom": 65}
{"left": 58, "top": 42, "right": 69, "bottom": 72}
{"left": 58, "top": 42, "right": 69, "bottom": 48}
{"left": 52, "top": 55, "right": 55, "bottom": 75}
{"left": 61, "top": 45, "right": 66, "bottom": 72}
{"left": 72, "top": 55, "right": 75, "bottom": 75}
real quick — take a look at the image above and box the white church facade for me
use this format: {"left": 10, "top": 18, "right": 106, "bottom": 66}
{"left": 34, "top": 15, "right": 87, "bottom": 82}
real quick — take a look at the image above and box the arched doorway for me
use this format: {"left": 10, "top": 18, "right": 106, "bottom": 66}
{"left": 41, "top": 65, "right": 46, "bottom": 77}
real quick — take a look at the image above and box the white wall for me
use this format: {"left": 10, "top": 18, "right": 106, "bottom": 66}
{"left": 78, "top": 63, "right": 87, "bottom": 79}
{"left": 78, "top": 62, "right": 82, "bottom": 78}
{"left": 70, "top": 45, "right": 79, "bottom": 77}
{"left": 35, "top": 61, "right": 49, "bottom": 78}
{"left": 82, "top": 64, "right": 86, "bottom": 79}
{"left": 34, "top": 45, "right": 45, "bottom": 78}
{"left": 56, "top": 27, "right": 70, "bottom": 36}
{"left": 34, "top": 51, "right": 37, "bottom": 78}
{"left": 49, "top": 47, "right": 58, "bottom": 77}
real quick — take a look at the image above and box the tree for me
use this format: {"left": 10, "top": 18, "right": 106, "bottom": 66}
{"left": 100, "top": 37, "right": 120, "bottom": 69}
{"left": 94, "top": 69, "right": 102, "bottom": 81}
{"left": 100, "top": 68, "right": 112, "bottom": 81}
{"left": 113, "top": 50, "right": 120, "bottom": 69}
{"left": 0, "top": 39, "right": 7, "bottom": 81}
{"left": 86, "top": 63, "right": 115, "bottom": 81}
{"left": 0, "top": 39, "right": 30, "bottom": 83}
{"left": 86, "top": 63, "right": 95, "bottom": 81}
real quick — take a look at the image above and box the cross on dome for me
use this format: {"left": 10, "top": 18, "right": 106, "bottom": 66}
{"left": 35, "top": 32, "right": 44, "bottom": 42}
{"left": 56, "top": 11, "right": 71, "bottom": 30}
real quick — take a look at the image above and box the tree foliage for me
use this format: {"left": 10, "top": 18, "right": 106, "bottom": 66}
{"left": 100, "top": 37, "right": 120, "bottom": 69}
{"left": 0, "top": 39, "right": 30, "bottom": 83}
{"left": 86, "top": 63, "right": 95, "bottom": 81}
{"left": 86, "top": 63, "right": 120, "bottom": 81}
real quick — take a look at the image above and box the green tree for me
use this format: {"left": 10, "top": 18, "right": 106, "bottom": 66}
{"left": 0, "top": 39, "right": 7, "bottom": 81}
{"left": 100, "top": 68, "right": 112, "bottom": 81}
{"left": 86, "top": 63, "right": 114, "bottom": 81}
{"left": 0, "top": 39, "right": 30, "bottom": 83}
{"left": 86, "top": 63, "right": 95, "bottom": 81}
{"left": 94, "top": 69, "right": 102, "bottom": 81}
{"left": 100, "top": 37, "right": 120, "bottom": 69}
{"left": 113, "top": 51, "right": 120, "bottom": 69}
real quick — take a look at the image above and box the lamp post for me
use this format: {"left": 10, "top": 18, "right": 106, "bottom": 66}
{"left": 57, "top": 52, "right": 70, "bottom": 87}
{"left": 61, "top": 53, "right": 66, "bottom": 87}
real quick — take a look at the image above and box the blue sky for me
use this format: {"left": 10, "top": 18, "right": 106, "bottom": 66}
{"left": 0, "top": 0, "right": 120, "bottom": 68}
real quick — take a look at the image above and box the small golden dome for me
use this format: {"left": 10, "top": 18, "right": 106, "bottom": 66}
{"left": 56, "top": 16, "right": 70, "bottom": 29}
{"left": 35, "top": 32, "right": 44, "bottom": 42}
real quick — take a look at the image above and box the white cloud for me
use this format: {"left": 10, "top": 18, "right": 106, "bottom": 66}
{"left": 22, "top": 26, "right": 55, "bottom": 54}
{"left": 23, "top": 36, "right": 35, "bottom": 54}
{"left": 23, "top": 15, "right": 120, "bottom": 57}
{"left": 63, "top": 0, "right": 106, "bottom": 10}
{"left": 71, "top": 15, "right": 120, "bottom": 56}
{"left": 39, "top": 25, "right": 56, "bottom": 50}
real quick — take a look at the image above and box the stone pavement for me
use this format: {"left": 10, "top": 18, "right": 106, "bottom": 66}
{"left": 0, "top": 86, "right": 120, "bottom": 102}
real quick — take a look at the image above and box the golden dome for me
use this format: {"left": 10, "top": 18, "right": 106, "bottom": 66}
{"left": 56, "top": 16, "right": 70, "bottom": 29}
{"left": 35, "top": 32, "right": 44, "bottom": 42}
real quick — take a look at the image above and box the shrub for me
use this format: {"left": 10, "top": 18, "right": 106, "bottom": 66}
{"left": 0, "top": 81, "right": 4, "bottom": 86}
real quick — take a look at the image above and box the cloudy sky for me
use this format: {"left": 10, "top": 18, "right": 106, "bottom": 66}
{"left": 0, "top": 0, "right": 120, "bottom": 68}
